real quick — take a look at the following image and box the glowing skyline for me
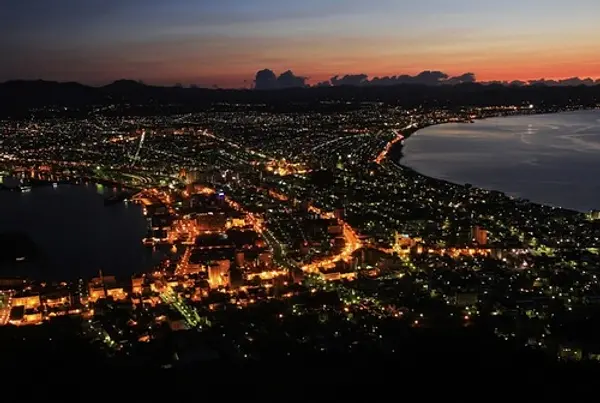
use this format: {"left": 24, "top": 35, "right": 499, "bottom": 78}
{"left": 1, "top": 0, "right": 599, "bottom": 87}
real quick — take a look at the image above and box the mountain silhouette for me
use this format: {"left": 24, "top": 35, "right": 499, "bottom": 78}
{"left": 0, "top": 79, "right": 599, "bottom": 117}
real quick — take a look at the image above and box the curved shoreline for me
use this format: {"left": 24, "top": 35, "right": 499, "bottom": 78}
{"left": 398, "top": 107, "right": 599, "bottom": 145}
{"left": 389, "top": 108, "right": 600, "bottom": 214}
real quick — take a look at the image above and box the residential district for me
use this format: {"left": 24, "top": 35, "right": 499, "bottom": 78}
{"left": 1, "top": 100, "right": 600, "bottom": 368}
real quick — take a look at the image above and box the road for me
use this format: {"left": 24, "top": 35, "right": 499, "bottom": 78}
{"left": 373, "top": 123, "right": 417, "bottom": 164}
{"left": 225, "top": 185, "right": 362, "bottom": 275}
{"left": 301, "top": 205, "right": 362, "bottom": 273}
{"left": 159, "top": 284, "right": 211, "bottom": 328}
{"left": 0, "top": 291, "right": 13, "bottom": 326}
{"left": 175, "top": 246, "right": 193, "bottom": 276}
{"left": 261, "top": 224, "right": 296, "bottom": 271}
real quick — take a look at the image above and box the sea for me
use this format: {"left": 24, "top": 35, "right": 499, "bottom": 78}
{"left": 0, "top": 182, "right": 163, "bottom": 280}
{"left": 401, "top": 109, "right": 600, "bottom": 212}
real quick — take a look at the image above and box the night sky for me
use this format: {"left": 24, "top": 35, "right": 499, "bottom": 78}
{"left": 2, "top": 0, "right": 599, "bottom": 87}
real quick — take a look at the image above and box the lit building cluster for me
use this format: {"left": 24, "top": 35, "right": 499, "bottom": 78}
{"left": 2, "top": 100, "right": 600, "bottom": 366}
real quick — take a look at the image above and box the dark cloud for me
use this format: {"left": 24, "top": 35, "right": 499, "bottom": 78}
{"left": 444, "top": 72, "right": 476, "bottom": 85}
{"left": 277, "top": 70, "right": 308, "bottom": 89}
{"left": 528, "top": 77, "right": 599, "bottom": 86}
{"left": 254, "top": 69, "right": 307, "bottom": 90}
{"left": 327, "top": 71, "right": 458, "bottom": 86}
{"left": 329, "top": 72, "right": 600, "bottom": 87}
{"left": 254, "top": 69, "right": 278, "bottom": 90}
{"left": 330, "top": 74, "right": 369, "bottom": 86}
{"left": 482, "top": 80, "right": 527, "bottom": 86}
{"left": 411, "top": 70, "right": 449, "bottom": 85}
{"left": 253, "top": 69, "right": 600, "bottom": 89}
{"left": 315, "top": 81, "right": 331, "bottom": 87}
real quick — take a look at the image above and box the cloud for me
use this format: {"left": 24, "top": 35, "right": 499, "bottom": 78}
{"left": 330, "top": 74, "right": 368, "bottom": 86}
{"left": 483, "top": 80, "right": 526, "bottom": 86}
{"left": 444, "top": 72, "right": 476, "bottom": 85}
{"left": 328, "top": 70, "right": 454, "bottom": 86}
{"left": 277, "top": 70, "right": 308, "bottom": 89}
{"left": 315, "top": 80, "right": 331, "bottom": 87}
{"left": 252, "top": 68, "right": 600, "bottom": 89}
{"left": 254, "top": 69, "right": 277, "bottom": 90}
{"left": 254, "top": 68, "right": 307, "bottom": 90}
{"left": 325, "top": 72, "right": 600, "bottom": 88}
{"left": 528, "top": 77, "right": 599, "bottom": 86}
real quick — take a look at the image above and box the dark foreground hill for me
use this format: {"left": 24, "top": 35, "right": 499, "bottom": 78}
{"left": 2, "top": 318, "right": 598, "bottom": 375}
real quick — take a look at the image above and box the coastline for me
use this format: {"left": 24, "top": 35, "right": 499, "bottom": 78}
{"left": 388, "top": 108, "right": 600, "bottom": 214}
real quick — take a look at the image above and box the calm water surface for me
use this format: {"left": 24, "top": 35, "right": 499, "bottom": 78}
{"left": 402, "top": 110, "right": 600, "bottom": 212}
{"left": 0, "top": 183, "right": 162, "bottom": 280}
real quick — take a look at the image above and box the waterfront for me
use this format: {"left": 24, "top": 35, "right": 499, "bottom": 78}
{"left": 401, "top": 110, "right": 600, "bottom": 212}
{"left": 0, "top": 182, "right": 162, "bottom": 280}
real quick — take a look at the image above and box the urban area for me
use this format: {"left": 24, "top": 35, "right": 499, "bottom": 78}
{"left": 2, "top": 98, "right": 600, "bottom": 368}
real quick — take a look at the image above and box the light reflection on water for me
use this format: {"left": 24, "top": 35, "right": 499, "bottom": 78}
{"left": 401, "top": 110, "right": 600, "bottom": 212}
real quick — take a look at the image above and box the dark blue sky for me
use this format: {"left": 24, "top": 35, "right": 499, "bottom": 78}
{"left": 1, "top": 0, "right": 599, "bottom": 86}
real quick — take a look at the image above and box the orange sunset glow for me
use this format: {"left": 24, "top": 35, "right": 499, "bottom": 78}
{"left": 2, "top": 0, "right": 599, "bottom": 87}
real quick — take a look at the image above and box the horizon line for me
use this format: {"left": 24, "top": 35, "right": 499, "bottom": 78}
{"left": 2, "top": 72, "right": 600, "bottom": 89}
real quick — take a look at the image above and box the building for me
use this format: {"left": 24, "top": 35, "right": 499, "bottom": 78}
{"left": 208, "top": 260, "right": 231, "bottom": 288}
{"left": 9, "top": 306, "right": 25, "bottom": 325}
{"left": 196, "top": 213, "right": 228, "bottom": 232}
{"left": 106, "top": 287, "right": 127, "bottom": 301}
{"left": 23, "top": 309, "right": 42, "bottom": 324}
{"left": 88, "top": 273, "right": 121, "bottom": 302}
{"left": 89, "top": 286, "right": 105, "bottom": 303}
{"left": 235, "top": 251, "right": 245, "bottom": 267}
{"left": 258, "top": 251, "right": 272, "bottom": 268}
{"left": 319, "top": 268, "right": 357, "bottom": 281}
{"left": 471, "top": 226, "right": 488, "bottom": 245}
{"left": 179, "top": 168, "right": 188, "bottom": 182}
{"left": 44, "top": 291, "right": 71, "bottom": 308}
{"left": 394, "top": 232, "right": 417, "bottom": 253}
{"left": 12, "top": 293, "right": 40, "bottom": 309}
{"left": 589, "top": 210, "right": 600, "bottom": 220}
{"left": 132, "top": 276, "right": 144, "bottom": 295}
{"left": 227, "top": 216, "right": 247, "bottom": 228}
